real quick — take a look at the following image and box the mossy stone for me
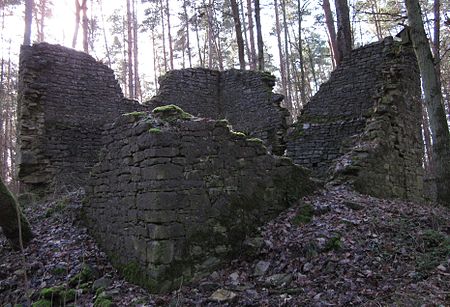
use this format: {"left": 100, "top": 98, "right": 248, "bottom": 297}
{"left": 152, "top": 104, "right": 192, "bottom": 121}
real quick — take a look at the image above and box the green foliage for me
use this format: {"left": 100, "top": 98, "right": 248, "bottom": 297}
{"left": 94, "top": 292, "right": 113, "bottom": 307}
{"left": 51, "top": 266, "right": 66, "bottom": 276}
{"left": 323, "top": 235, "right": 342, "bottom": 252}
{"left": 45, "top": 197, "right": 69, "bottom": 218}
{"left": 32, "top": 300, "right": 52, "bottom": 307}
{"left": 39, "top": 286, "right": 76, "bottom": 304}
{"left": 293, "top": 203, "right": 314, "bottom": 225}
{"left": 416, "top": 229, "right": 450, "bottom": 275}
{"left": 69, "top": 265, "right": 94, "bottom": 287}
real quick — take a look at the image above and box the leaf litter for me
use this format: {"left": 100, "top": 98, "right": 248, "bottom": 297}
{"left": 0, "top": 185, "right": 449, "bottom": 306}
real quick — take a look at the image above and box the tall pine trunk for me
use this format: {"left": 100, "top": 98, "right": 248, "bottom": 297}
{"left": 166, "top": 0, "right": 174, "bottom": 70}
{"left": 160, "top": 0, "right": 168, "bottom": 72}
{"left": 322, "top": 0, "right": 338, "bottom": 67}
{"left": 406, "top": 0, "right": 450, "bottom": 204}
{"left": 281, "top": 0, "right": 292, "bottom": 110}
{"left": 183, "top": 1, "right": 192, "bottom": 68}
{"left": 298, "top": 0, "right": 307, "bottom": 106}
{"left": 240, "top": 0, "right": 251, "bottom": 67}
{"left": 126, "top": 0, "right": 134, "bottom": 98}
{"left": 132, "top": 0, "right": 140, "bottom": 99}
{"left": 247, "top": 0, "right": 256, "bottom": 70}
{"left": 72, "top": 0, "right": 81, "bottom": 48}
{"left": 230, "top": 0, "right": 245, "bottom": 69}
{"left": 24, "top": 0, "right": 33, "bottom": 45}
{"left": 254, "top": 0, "right": 264, "bottom": 70}
{"left": 274, "top": 0, "right": 287, "bottom": 107}
{"left": 335, "top": 0, "right": 352, "bottom": 64}
{"left": 82, "top": 0, "right": 88, "bottom": 53}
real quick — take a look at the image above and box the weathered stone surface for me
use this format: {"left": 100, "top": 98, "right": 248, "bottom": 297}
{"left": 84, "top": 112, "right": 315, "bottom": 293}
{"left": 286, "top": 36, "right": 424, "bottom": 201}
{"left": 16, "top": 37, "right": 426, "bottom": 294}
{"left": 147, "top": 68, "right": 289, "bottom": 155}
{"left": 16, "top": 43, "right": 148, "bottom": 195}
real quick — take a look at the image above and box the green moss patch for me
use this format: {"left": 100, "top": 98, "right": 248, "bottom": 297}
{"left": 152, "top": 104, "right": 192, "bottom": 121}
{"left": 247, "top": 137, "right": 264, "bottom": 144}
{"left": 293, "top": 203, "right": 314, "bottom": 225}
{"left": 122, "top": 111, "right": 146, "bottom": 117}
{"left": 39, "top": 286, "right": 76, "bottom": 305}
{"left": 230, "top": 131, "right": 246, "bottom": 138}
{"left": 117, "top": 261, "right": 158, "bottom": 292}
{"left": 69, "top": 264, "right": 95, "bottom": 287}
{"left": 148, "top": 127, "right": 162, "bottom": 134}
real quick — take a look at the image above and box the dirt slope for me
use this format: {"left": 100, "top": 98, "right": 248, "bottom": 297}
{"left": 1, "top": 186, "right": 449, "bottom": 306}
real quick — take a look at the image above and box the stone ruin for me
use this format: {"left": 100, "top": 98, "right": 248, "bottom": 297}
{"left": 16, "top": 35, "right": 423, "bottom": 292}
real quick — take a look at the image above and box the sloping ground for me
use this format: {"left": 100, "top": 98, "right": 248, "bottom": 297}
{"left": 1, "top": 186, "right": 449, "bottom": 306}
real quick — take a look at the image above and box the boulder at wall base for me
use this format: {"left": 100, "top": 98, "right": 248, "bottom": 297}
{"left": 84, "top": 109, "right": 316, "bottom": 293}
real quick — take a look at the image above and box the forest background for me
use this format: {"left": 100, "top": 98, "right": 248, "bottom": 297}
{"left": 0, "top": 0, "right": 449, "bottom": 192}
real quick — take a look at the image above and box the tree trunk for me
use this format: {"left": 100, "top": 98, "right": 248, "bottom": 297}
{"left": 99, "top": 0, "right": 112, "bottom": 67}
{"left": 247, "top": 0, "right": 256, "bottom": 70}
{"left": 322, "top": 0, "right": 338, "bottom": 67}
{"left": 369, "top": 0, "right": 383, "bottom": 40}
{"left": 307, "top": 43, "right": 318, "bottom": 92}
{"left": 206, "top": 0, "right": 213, "bottom": 68}
{"left": 193, "top": 15, "right": 203, "bottom": 67}
{"left": 240, "top": 0, "right": 251, "bottom": 68}
{"left": 298, "top": 0, "right": 307, "bottom": 106}
{"left": 422, "top": 107, "right": 433, "bottom": 173}
{"left": 151, "top": 29, "right": 159, "bottom": 91}
{"left": 274, "top": 0, "right": 287, "bottom": 107}
{"left": 34, "top": 0, "right": 46, "bottom": 42}
{"left": 281, "top": 0, "right": 292, "bottom": 110}
{"left": 132, "top": 0, "right": 140, "bottom": 99}
{"left": 0, "top": 177, "right": 33, "bottom": 251}
{"left": 24, "top": 0, "right": 33, "bottom": 45}
{"left": 335, "top": 0, "right": 352, "bottom": 64}
{"left": 126, "top": 0, "right": 134, "bottom": 98}
{"left": 254, "top": 0, "right": 264, "bottom": 70}
{"left": 165, "top": 0, "right": 174, "bottom": 70}
{"left": 81, "top": 0, "right": 88, "bottom": 53}
{"left": 183, "top": 1, "right": 192, "bottom": 68}
{"left": 432, "top": 0, "right": 440, "bottom": 81}
{"left": 212, "top": 6, "right": 224, "bottom": 70}
{"left": 406, "top": 0, "right": 450, "bottom": 204}
{"left": 72, "top": 0, "right": 81, "bottom": 48}
{"left": 160, "top": 0, "right": 167, "bottom": 72}
{"left": 230, "top": 0, "right": 245, "bottom": 69}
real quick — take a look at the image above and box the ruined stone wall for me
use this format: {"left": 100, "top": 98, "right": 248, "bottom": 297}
{"left": 85, "top": 109, "right": 314, "bottom": 292}
{"left": 286, "top": 37, "right": 423, "bottom": 200}
{"left": 148, "top": 68, "right": 288, "bottom": 155}
{"left": 17, "top": 43, "right": 148, "bottom": 194}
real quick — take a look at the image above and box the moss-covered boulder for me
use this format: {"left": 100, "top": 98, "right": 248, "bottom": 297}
{"left": 0, "top": 177, "right": 33, "bottom": 250}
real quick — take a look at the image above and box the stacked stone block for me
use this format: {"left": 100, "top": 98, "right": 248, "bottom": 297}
{"left": 286, "top": 36, "right": 424, "bottom": 200}
{"left": 85, "top": 109, "right": 314, "bottom": 292}
{"left": 17, "top": 43, "right": 148, "bottom": 194}
{"left": 148, "top": 68, "right": 289, "bottom": 155}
